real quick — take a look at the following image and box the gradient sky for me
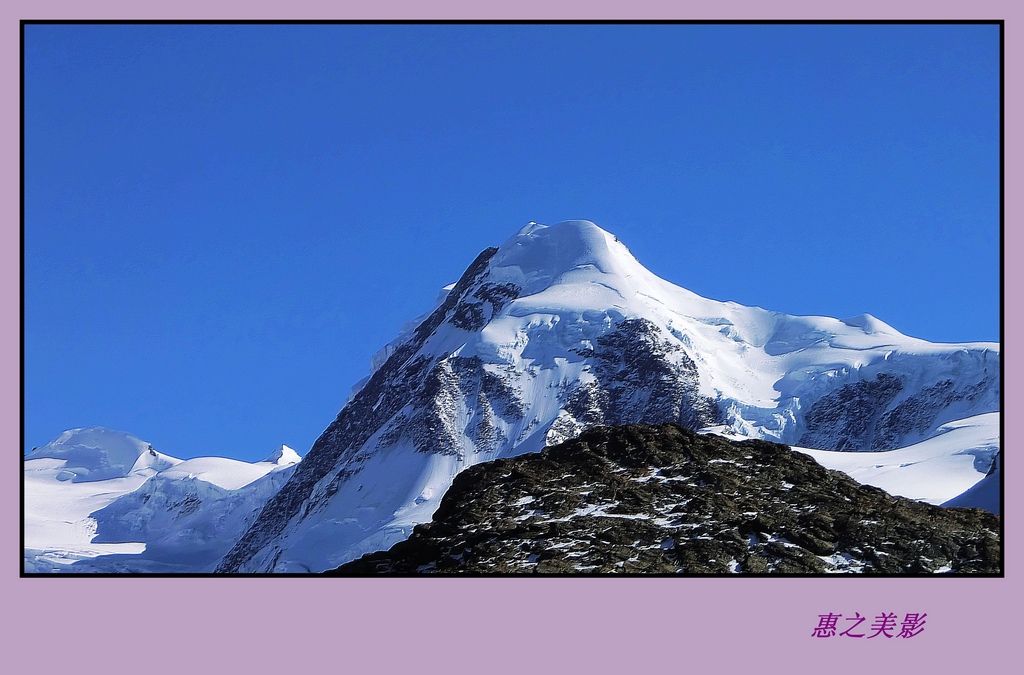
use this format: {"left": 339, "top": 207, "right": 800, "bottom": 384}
{"left": 23, "top": 22, "right": 1001, "bottom": 462}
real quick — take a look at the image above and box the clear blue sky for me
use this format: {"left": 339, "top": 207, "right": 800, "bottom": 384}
{"left": 24, "top": 23, "right": 1000, "bottom": 462}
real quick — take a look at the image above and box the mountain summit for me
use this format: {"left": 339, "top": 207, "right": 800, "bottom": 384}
{"left": 217, "top": 221, "right": 999, "bottom": 573}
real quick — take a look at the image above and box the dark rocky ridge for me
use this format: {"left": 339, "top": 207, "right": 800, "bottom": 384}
{"left": 329, "top": 424, "right": 1000, "bottom": 575}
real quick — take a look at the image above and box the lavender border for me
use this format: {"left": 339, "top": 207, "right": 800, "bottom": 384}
{"left": 4, "top": 1, "right": 1016, "bottom": 670}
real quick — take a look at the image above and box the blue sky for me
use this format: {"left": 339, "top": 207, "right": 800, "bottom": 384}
{"left": 24, "top": 23, "right": 1000, "bottom": 462}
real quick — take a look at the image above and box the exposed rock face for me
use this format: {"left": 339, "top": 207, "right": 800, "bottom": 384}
{"left": 583, "top": 319, "right": 719, "bottom": 426}
{"left": 450, "top": 282, "right": 522, "bottom": 331}
{"left": 797, "top": 368, "right": 1000, "bottom": 453}
{"left": 872, "top": 375, "right": 998, "bottom": 451}
{"left": 330, "top": 424, "right": 1000, "bottom": 575}
{"left": 545, "top": 318, "right": 722, "bottom": 446}
{"left": 799, "top": 374, "right": 904, "bottom": 452}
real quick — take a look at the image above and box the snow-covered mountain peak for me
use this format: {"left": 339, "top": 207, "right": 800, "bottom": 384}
{"left": 488, "top": 219, "right": 642, "bottom": 295}
{"left": 27, "top": 426, "right": 180, "bottom": 482}
{"left": 262, "top": 445, "right": 301, "bottom": 466}
{"left": 206, "top": 219, "right": 1000, "bottom": 573}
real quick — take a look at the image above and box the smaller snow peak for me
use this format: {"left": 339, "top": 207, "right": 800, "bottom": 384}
{"left": 28, "top": 426, "right": 161, "bottom": 482}
{"left": 840, "top": 313, "right": 896, "bottom": 335}
{"left": 38, "top": 425, "right": 135, "bottom": 449}
{"left": 263, "top": 445, "right": 302, "bottom": 466}
{"left": 130, "top": 446, "right": 179, "bottom": 473}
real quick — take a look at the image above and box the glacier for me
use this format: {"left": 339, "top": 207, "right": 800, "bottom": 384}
{"left": 24, "top": 427, "right": 301, "bottom": 572}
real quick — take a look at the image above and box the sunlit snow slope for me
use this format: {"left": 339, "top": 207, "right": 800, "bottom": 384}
{"left": 796, "top": 412, "right": 1000, "bottom": 514}
{"left": 24, "top": 427, "right": 300, "bottom": 572}
{"left": 218, "top": 220, "right": 999, "bottom": 573}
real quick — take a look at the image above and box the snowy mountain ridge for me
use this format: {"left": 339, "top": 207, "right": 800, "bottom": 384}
{"left": 24, "top": 427, "right": 301, "bottom": 572}
{"left": 213, "top": 220, "right": 999, "bottom": 573}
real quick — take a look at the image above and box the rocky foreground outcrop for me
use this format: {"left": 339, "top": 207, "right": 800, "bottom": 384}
{"left": 329, "top": 424, "right": 1000, "bottom": 575}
